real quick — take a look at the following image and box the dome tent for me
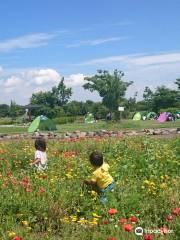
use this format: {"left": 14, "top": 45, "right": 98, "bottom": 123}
{"left": 85, "top": 113, "right": 95, "bottom": 123}
{"left": 147, "top": 112, "right": 157, "bottom": 119}
{"left": 157, "top": 112, "right": 168, "bottom": 123}
{"left": 133, "top": 112, "right": 142, "bottom": 121}
{"left": 28, "top": 115, "right": 57, "bottom": 133}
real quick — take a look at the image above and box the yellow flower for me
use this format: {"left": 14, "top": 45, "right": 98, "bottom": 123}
{"left": 143, "top": 180, "right": 150, "bottom": 185}
{"left": 7, "top": 231, "right": 16, "bottom": 238}
{"left": 26, "top": 226, "right": 32, "bottom": 231}
{"left": 92, "top": 213, "right": 101, "bottom": 218}
{"left": 160, "top": 183, "right": 167, "bottom": 189}
{"left": 21, "top": 220, "right": 28, "bottom": 226}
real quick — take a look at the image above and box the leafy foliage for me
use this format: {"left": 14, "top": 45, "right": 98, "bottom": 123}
{"left": 83, "top": 70, "right": 133, "bottom": 112}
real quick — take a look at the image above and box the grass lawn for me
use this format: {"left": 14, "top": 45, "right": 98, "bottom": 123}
{"left": 0, "top": 119, "right": 180, "bottom": 134}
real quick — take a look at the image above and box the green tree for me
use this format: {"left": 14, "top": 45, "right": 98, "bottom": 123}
{"left": 30, "top": 78, "right": 72, "bottom": 111}
{"left": 83, "top": 69, "right": 133, "bottom": 113}
{"left": 175, "top": 78, "right": 180, "bottom": 90}
{"left": 9, "top": 101, "right": 23, "bottom": 118}
{"left": 0, "top": 104, "right": 9, "bottom": 117}
{"left": 152, "top": 86, "right": 179, "bottom": 112}
{"left": 52, "top": 78, "right": 72, "bottom": 106}
{"left": 143, "top": 87, "right": 153, "bottom": 111}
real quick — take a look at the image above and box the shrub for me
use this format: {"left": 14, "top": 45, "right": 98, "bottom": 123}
{"left": 53, "top": 116, "right": 76, "bottom": 124}
{"left": 0, "top": 118, "right": 13, "bottom": 125}
{"left": 160, "top": 107, "right": 180, "bottom": 114}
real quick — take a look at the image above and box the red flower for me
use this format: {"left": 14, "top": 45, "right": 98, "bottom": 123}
{"left": 129, "top": 216, "right": 137, "bottom": 223}
{"left": 38, "top": 186, "right": 45, "bottom": 194}
{"left": 10, "top": 178, "right": 17, "bottom": 186}
{"left": 108, "top": 208, "right": 117, "bottom": 215}
{"left": 107, "top": 237, "right": 116, "bottom": 240}
{"left": 6, "top": 169, "right": 12, "bottom": 177}
{"left": 160, "top": 227, "right": 169, "bottom": 235}
{"left": 118, "top": 218, "right": 127, "bottom": 224}
{"left": 144, "top": 234, "right": 154, "bottom": 240}
{"left": 13, "top": 236, "right": 23, "bottom": 240}
{"left": 20, "top": 176, "right": 30, "bottom": 188}
{"left": 165, "top": 215, "right": 173, "bottom": 221}
{"left": 123, "top": 224, "right": 133, "bottom": 232}
{"left": 102, "top": 219, "right": 108, "bottom": 225}
{"left": 63, "top": 151, "right": 76, "bottom": 158}
{"left": 25, "top": 187, "right": 32, "bottom": 192}
{"left": 172, "top": 207, "right": 180, "bottom": 216}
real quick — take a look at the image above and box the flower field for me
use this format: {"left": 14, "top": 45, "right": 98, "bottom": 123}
{"left": 0, "top": 136, "right": 179, "bottom": 240}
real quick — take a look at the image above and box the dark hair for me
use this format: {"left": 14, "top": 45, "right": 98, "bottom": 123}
{"left": 35, "top": 138, "right": 46, "bottom": 151}
{"left": 89, "top": 151, "right": 103, "bottom": 167}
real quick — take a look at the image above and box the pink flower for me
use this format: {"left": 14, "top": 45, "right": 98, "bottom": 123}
{"left": 123, "top": 224, "right": 133, "bottom": 232}
{"left": 108, "top": 208, "right": 117, "bottom": 215}
{"left": 144, "top": 234, "right": 154, "bottom": 240}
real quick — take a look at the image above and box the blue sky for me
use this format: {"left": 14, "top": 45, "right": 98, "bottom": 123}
{"left": 0, "top": 0, "right": 180, "bottom": 104}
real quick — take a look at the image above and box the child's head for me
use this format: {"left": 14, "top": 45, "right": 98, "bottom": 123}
{"left": 35, "top": 138, "right": 46, "bottom": 152}
{"left": 89, "top": 151, "right": 103, "bottom": 167}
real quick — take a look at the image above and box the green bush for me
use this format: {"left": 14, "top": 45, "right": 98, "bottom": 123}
{"left": 0, "top": 118, "right": 13, "bottom": 125}
{"left": 160, "top": 107, "right": 180, "bottom": 113}
{"left": 53, "top": 116, "right": 76, "bottom": 124}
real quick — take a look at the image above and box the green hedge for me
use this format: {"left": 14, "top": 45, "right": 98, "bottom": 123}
{"left": 160, "top": 107, "right": 180, "bottom": 114}
{"left": 0, "top": 118, "right": 13, "bottom": 125}
{"left": 53, "top": 116, "right": 76, "bottom": 125}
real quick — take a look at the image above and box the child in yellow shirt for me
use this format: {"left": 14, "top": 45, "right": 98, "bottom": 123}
{"left": 84, "top": 151, "right": 114, "bottom": 203}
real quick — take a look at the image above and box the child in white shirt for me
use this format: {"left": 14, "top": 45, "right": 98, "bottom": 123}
{"left": 33, "top": 138, "right": 47, "bottom": 171}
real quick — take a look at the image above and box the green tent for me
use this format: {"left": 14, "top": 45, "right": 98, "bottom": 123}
{"left": 28, "top": 115, "right": 57, "bottom": 133}
{"left": 147, "top": 112, "right": 157, "bottom": 119}
{"left": 133, "top": 112, "right": 142, "bottom": 121}
{"left": 85, "top": 113, "right": 95, "bottom": 123}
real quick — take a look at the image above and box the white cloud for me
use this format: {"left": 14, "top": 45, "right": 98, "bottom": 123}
{"left": 129, "top": 53, "right": 180, "bottom": 66}
{"left": 76, "top": 52, "right": 180, "bottom": 67}
{"left": 0, "top": 69, "right": 89, "bottom": 104}
{"left": 4, "top": 76, "right": 23, "bottom": 93}
{"left": 0, "top": 66, "right": 3, "bottom": 74}
{"left": 24, "top": 69, "right": 61, "bottom": 86}
{"left": 65, "top": 73, "right": 85, "bottom": 86}
{"left": 66, "top": 37, "right": 128, "bottom": 48}
{"left": 0, "top": 32, "right": 58, "bottom": 52}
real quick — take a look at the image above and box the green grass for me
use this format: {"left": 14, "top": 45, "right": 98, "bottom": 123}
{"left": 0, "top": 119, "right": 179, "bottom": 134}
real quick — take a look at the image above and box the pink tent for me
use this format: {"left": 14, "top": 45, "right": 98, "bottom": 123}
{"left": 157, "top": 113, "right": 168, "bottom": 123}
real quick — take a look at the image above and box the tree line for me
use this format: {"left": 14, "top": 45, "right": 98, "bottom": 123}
{"left": 0, "top": 70, "right": 179, "bottom": 119}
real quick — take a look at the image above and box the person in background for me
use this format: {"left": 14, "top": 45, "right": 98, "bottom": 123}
{"left": 31, "top": 138, "right": 48, "bottom": 171}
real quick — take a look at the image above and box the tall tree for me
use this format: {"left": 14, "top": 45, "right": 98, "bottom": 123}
{"left": 83, "top": 69, "right": 133, "bottom": 112}
{"left": 31, "top": 78, "right": 72, "bottom": 108}
{"left": 151, "top": 86, "right": 178, "bottom": 112}
{"left": 51, "top": 78, "right": 72, "bottom": 106}
{"left": 0, "top": 104, "right": 9, "bottom": 117}
{"left": 143, "top": 86, "right": 153, "bottom": 111}
{"left": 175, "top": 78, "right": 180, "bottom": 90}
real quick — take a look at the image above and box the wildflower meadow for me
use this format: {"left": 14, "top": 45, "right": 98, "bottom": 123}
{"left": 0, "top": 136, "right": 179, "bottom": 240}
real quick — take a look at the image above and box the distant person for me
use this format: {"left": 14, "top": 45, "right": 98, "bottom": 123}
{"left": 83, "top": 151, "right": 115, "bottom": 203}
{"left": 31, "top": 138, "right": 48, "bottom": 171}
{"left": 106, "top": 112, "right": 111, "bottom": 121}
{"left": 172, "top": 114, "right": 176, "bottom": 122}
